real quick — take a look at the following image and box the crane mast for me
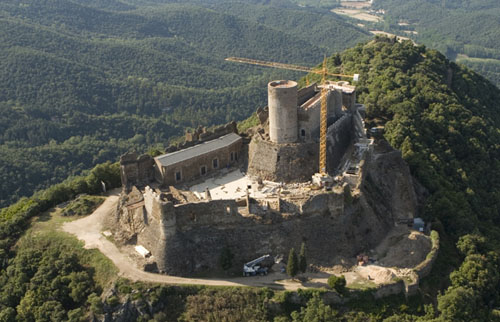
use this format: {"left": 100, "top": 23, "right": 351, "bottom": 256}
{"left": 319, "top": 57, "right": 328, "bottom": 174}
{"left": 225, "top": 56, "right": 358, "bottom": 180}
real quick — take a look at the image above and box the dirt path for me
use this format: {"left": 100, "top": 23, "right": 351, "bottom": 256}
{"left": 62, "top": 193, "right": 313, "bottom": 290}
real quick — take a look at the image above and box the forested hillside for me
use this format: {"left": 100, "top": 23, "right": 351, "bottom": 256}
{"left": 338, "top": 37, "right": 500, "bottom": 320}
{"left": 0, "top": 0, "right": 369, "bottom": 207}
{"left": 373, "top": 0, "right": 500, "bottom": 86}
{"left": 1, "top": 37, "right": 499, "bottom": 321}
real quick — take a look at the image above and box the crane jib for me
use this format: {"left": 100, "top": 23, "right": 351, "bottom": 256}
{"left": 225, "top": 57, "right": 358, "bottom": 79}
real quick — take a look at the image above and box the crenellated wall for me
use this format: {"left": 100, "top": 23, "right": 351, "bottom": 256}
{"left": 112, "top": 183, "right": 398, "bottom": 276}
{"left": 173, "top": 200, "right": 242, "bottom": 229}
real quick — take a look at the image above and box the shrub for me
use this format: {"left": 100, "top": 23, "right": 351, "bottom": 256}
{"left": 327, "top": 275, "right": 346, "bottom": 294}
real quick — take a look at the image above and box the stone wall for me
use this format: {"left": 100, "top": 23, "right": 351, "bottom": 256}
{"left": 414, "top": 231, "right": 440, "bottom": 279}
{"left": 111, "top": 139, "right": 423, "bottom": 277}
{"left": 297, "top": 90, "right": 342, "bottom": 142}
{"left": 166, "top": 121, "right": 238, "bottom": 154}
{"left": 120, "top": 153, "right": 155, "bottom": 187}
{"left": 373, "top": 279, "right": 406, "bottom": 299}
{"left": 342, "top": 91, "right": 356, "bottom": 112}
{"left": 112, "top": 183, "right": 395, "bottom": 276}
{"left": 256, "top": 107, "right": 269, "bottom": 125}
{"left": 247, "top": 137, "right": 319, "bottom": 182}
{"left": 173, "top": 200, "right": 243, "bottom": 228}
{"left": 297, "top": 97, "right": 321, "bottom": 142}
{"left": 297, "top": 83, "right": 317, "bottom": 105}
{"left": 326, "top": 113, "right": 353, "bottom": 172}
{"left": 366, "top": 231, "right": 440, "bottom": 298}
{"left": 248, "top": 113, "right": 356, "bottom": 181}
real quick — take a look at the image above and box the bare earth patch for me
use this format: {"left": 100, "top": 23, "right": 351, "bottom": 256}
{"left": 332, "top": 8, "right": 381, "bottom": 22}
{"left": 370, "top": 31, "right": 414, "bottom": 44}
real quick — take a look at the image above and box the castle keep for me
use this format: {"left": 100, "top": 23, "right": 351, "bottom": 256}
{"left": 247, "top": 80, "right": 365, "bottom": 182}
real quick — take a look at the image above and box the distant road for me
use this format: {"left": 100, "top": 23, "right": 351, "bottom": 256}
{"left": 63, "top": 192, "right": 312, "bottom": 290}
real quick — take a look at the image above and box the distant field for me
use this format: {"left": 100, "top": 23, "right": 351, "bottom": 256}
{"left": 332, "top": 8, "right": 381, "bottom": 22}
{"left": 372, "top": 0, "right": 500, "bottom": 87}
{"left": 456, "top": 54, "right": 500, "bottom": 65}
{"left": 340, "top": 1, "right": 372, "bottom": 9}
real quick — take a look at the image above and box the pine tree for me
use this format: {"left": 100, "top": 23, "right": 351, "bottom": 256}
{"left": 287, "top": 248, "right": 298, "bottom": 278}
{"left": 299, "top": 242, "right": 307, "bottom": 273}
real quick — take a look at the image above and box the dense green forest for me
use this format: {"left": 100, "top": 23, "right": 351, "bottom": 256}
{"left": 338, "top": 37, "right": 500, "bottom": 320}
{"left": 1, "top": 37, "right": 499, "bottom": 320}
{"left": 0, "top": 0, "right": 370, "bottom": 207}
{"left": 372, "top": 0, "right": 500, "bottom": 87}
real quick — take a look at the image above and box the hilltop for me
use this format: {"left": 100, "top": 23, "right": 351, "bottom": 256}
{"left": 1, "top": 38, "right": 499, "bottom": 320}
{"left": 338, "top": 37, "right": 500, "bottom": 240}
{"left": 373, "top": 0, "right": 500, "bottom": 86}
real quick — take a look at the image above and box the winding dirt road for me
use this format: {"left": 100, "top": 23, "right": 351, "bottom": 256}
{"left": 62, "top": 192, "right": 310, "bottom": 290}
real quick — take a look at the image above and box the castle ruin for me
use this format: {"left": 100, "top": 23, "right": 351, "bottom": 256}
{"left": 113, "top": 80, "right": 421, "bottom": 276}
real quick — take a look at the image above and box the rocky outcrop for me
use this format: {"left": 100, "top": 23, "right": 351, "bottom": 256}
{"left": 363, "top": 140, "right": 419, "bottom": 223}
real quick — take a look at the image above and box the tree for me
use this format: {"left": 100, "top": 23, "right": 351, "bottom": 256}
{"left": 0, "top": 308, "right": 16, "bottom": 322}
{"left": 437, "top": 286, "right": 483, "bottom": 322}
{"left": 456, "top": 234, "right": 487, "bottom": 257}
{"left": 291, "top": 292, "right": 336, "bottom": 322}
{"left": 287, "top": 248, "right": 298, "bottom": 278}
{"left": 299, "top": 242, "right": 307, "bottom": 273}
{"left": 87, "top": 293, "right": 103, "bottom": 315}
{"left": 327, "top": 275, "right": 346, "bottom": 294}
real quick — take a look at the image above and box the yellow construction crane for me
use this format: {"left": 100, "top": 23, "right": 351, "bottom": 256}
{"left": 226, "top": 56, "right": 359, "bottom": 176}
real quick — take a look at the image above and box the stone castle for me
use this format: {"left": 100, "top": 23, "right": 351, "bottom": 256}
{"left": 113, "top": 80, "right": 419, "bottom": 275}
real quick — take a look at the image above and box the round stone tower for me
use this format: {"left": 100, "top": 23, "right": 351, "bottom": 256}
{"left": 268, "top": 80, "right": 298, "bottom": 143}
